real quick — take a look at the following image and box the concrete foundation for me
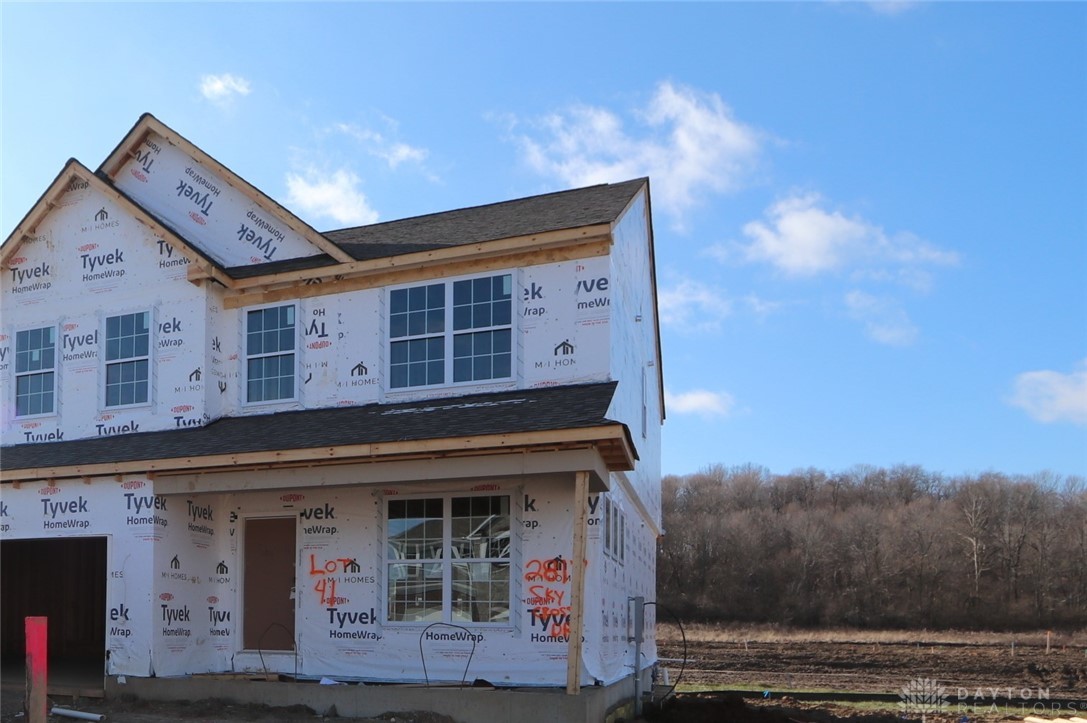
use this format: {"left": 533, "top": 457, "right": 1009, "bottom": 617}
{"left": 105, "top": 674, "right": 646, "bottom": 723}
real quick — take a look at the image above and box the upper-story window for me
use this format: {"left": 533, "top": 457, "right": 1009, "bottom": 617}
{"left": 389, "top": 274, "right": 512, "bottom": 389}
{"left": 386, "top": 494, "right": 511, "bottom": 624}
{"left": 246, "top": 304, "right": 296, "bottom": 403}
{"left": 15, "top": 326, "right": 57, "bottom": 417}
{"left": 105, "top": 312, "right": 150, "bottom": 407}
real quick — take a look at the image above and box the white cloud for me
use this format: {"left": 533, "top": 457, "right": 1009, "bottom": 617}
{"left": 1008, "top": 359, "right": 1087, "bottom": 425}
{"left": 284, "top": 168, "right": 378, "bottom": 226}
{"left": 665, "top": 388, "right": 736, "bottom": 418}
{"left": 844, "top": 290, "right": 919, "bottom": 346}
{"left": 727, "top": 193, "right": 958, "bottom": 282}
{"left": 657, "top": 278, "right": 732, "bottom": 334}
{"left": 516, "top": 81, "right": 763, "bottom": 224}
{"left": 334, "top": 123, "right": 431, "bottom": 172}
{"left": 199, "top": 73, "right": 251, "bottom": 102}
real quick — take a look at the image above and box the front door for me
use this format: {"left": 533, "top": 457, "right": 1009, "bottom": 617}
{"left": 243, "top": 517, "right": 296, "bottom": 650}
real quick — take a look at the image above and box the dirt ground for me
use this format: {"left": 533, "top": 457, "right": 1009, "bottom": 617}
{"left": 2, "top": 630, "right": 1085, "bottom": 722}
{"left": 0, "top": 694, "right": 457, "bottom": 723}
{"left": 655, "top": 631, "right": 1087, "bottom": 696}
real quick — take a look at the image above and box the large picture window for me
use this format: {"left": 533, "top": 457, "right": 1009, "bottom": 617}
{"left": 389, "top": 274, "right": 512, "bottom": 389}
{"left": 15, "top": 326, "right": 56, "bottom": 417}
{"left": 105, "top": 312, "right": 150, "bottom": 407}
{"left": 386, "top": 495, "right": 511, "bottom": 624}
{"left": 246, "top": 305, "right": 296, "bottom": 403}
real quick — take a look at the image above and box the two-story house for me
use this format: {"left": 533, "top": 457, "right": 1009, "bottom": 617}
{"left": 0, "top": 114, "right": 662, "bottom": 715}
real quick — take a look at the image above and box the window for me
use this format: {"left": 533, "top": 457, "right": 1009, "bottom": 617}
{"left": 603, "top": 496, "right": 626, "bottom": 564}
{"left": 105, "top": 312, "right": 150, "bottom": 407}
{"left": 389, "top": 274, "right": 512, "bottom": 389}
{"left": 386, "top": 495, "right": 511, "bottom": 624}
{"left": 246, "top": 305, "right": 296, "bottom": 403}
{"left": 15, "top": 326, "right": 56, "bottom": 417}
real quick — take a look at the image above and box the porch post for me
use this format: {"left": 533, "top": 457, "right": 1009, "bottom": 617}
{"left": 566, "top": 470, "right": 590, "bottom": 694}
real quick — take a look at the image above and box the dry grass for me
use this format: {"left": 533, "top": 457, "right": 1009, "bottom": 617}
{"left": 655, "top": 621, "right": 1087, "bottom": 648}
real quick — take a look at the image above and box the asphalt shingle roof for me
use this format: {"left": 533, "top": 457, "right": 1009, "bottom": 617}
{"left": 0, "top": 382, "right": 622, "bottom": 471}
{"left": 322, "top": 179, "right": 646, "bottom": 261}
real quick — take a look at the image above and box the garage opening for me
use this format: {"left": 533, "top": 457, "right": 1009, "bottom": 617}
{"left": 243, "top": 517, "right": 296, "bottom": 650}
{"left": 0, "top": 537, "right": 107, "bottom": 693}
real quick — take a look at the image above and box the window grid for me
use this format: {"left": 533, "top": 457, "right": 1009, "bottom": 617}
{"left": 386, "top": 495, "right": 511, "bottom": 624}
{"left": 105, "top": 312, "right": 150, "bottom": 408}
{"left": 246, "top": 305, "right": 296, "bottom": 403}
{"left": 389, "top": 275, "right": 513, "bottom": 390}
{"left": 15, "top": 326, "right": 56, "bottom": 417}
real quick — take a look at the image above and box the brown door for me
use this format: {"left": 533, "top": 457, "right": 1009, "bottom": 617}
{"left": 243, "top": 517, "right": 296, "bottom": 650}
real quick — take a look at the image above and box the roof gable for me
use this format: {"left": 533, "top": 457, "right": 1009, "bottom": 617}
{"left": 98, "top": 113, "right": 352, "bottom": 268}
{"left": 1, "top": 159, "right": 221, "bottom": 278}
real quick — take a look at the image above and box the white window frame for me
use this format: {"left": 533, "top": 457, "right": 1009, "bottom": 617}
{"left": 386, "top": 273, "right": 515, "bottom": 390}
{"left": 13, "top": 324, "right": 58, "bottom": 419}
{"left": 242, "top": 302, "right": 299, "bottom": 406}
{"left": 384, "top": 492, "right": 515, "bottom": 627}
{"left": 102, "top": 309, "right": 153, "bottom": 410}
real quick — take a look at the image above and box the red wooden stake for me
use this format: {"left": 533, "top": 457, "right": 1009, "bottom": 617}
{"left": 25, "top": 616, "right": 47, "bottom": 723}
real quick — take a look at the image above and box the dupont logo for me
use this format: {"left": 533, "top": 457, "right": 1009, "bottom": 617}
{"left": 9, "top": 256, "right": 26, "bottom": 266}
{"left": 21, "top": 422, "right": 41, "bottom": 429}
{"left": 63, "top": 323, "right": 78, "bottom": 332}
{"left": 472, "top": 484, "right": 501, "bottom": 492}
{"left": 171, "top": 404, "right": 194, "bottom": 413}
{"left": 0, "top": 335, "right": 7, "bottom": 342}
{"left": 382, "top": 489, "right": 399, "bottom": 496}
{"left": 250, "top": 256, "right": 262, "bottom": 264}
{"left": 207, "top": 596, "right": 219, "bottom": 604}
{"left": 189, "top": 211, "right": 207, "bottom": 226}
{"left": 97, "top": 413, "right": 115, "bottom": 422}
{"left": 280, "top": 493, "right": 305, "bottom": 503}
{"left": 120, "top": 480, "right": 146, "bottom": 490}
{"left": 77, "top": 243, "right": 98, "bottom": 253}
{"left": 307, "top": 340, "right": 332, "bottom": 350}
{"left": 159, "top": 592, "right": 174, "bottom": 602}
{"left": 130, "top": 167, "right": 148, "bottom": 183}
{"left": 39, "top": 485, "right": 60, "bottom": 496}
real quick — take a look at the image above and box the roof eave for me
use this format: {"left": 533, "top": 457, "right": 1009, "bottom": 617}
{"left": 0, "top": 423, "right": 636, "bottom": 484}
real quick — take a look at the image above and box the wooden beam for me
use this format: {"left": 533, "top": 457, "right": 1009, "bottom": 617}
{"left": 223, "top": 237, "right": 611, "bottom": 309}
{"left": 0, "top": 424, "right": 635, "bottom": 483}
{"left": 566, "top": 470, "right": 590, "bottom": 695}
{"left": 227, "top": 225, "right": 612, "bottom": 290}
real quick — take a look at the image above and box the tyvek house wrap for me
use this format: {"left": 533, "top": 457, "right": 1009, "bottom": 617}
{"left": 112, "top": 131, "right": 324, "bottom": 268}
{"left": 1, "top": 474, "right": 655, "bottom": 686}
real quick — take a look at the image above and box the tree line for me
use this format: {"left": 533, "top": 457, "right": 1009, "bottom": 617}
{"left": 657, "top": 464, "right": 1087, "bottom": 630}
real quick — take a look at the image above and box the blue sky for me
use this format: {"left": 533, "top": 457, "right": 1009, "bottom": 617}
{"left": 3, "top": 2, "right": 1084, "bottom": 479}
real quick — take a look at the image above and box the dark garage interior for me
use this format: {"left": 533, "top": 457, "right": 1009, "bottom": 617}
{"left": 1, "top": 537, "right": 107, "bottom": 692}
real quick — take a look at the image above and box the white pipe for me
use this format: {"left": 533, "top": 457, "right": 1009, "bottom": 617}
{"left": 50, "top": 707, "right": 104, "bottom": 721}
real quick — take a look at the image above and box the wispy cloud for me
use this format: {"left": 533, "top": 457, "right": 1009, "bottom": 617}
{"left": 658, "top": 277, "right": 732, "bottom": 334}
{"left": 718, "top": 193, "right": 958, "bottom": 286}
{"left": 1008, "top": 359, "right": 1087, "bottom": 425}
{"left": 334, "top": 122, "right": 435, "bottom": 178}
{"left": 665, "top": 388, "right": 736, "bottom": 418}
{"left": 284, "top": 168, "right": 378, "bottom": 226}
{"left": 514, "top": 81, "right": 764, "bottom": 226}
{"left": 844, "top": 290, "right": 919, "bottom": 346}
{"left": 199, "top": 73, "right": 251, "bottom": 103}
{"left": 866, "top": 1, "right": 918, "bottom": 16}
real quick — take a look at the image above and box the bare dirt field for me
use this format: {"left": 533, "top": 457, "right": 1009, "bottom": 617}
{"left": 656, "top": 624, "right": 1087, "bottom": 697}
{"left": 2, "top": 627, "right": 1084, "bottom": 722}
